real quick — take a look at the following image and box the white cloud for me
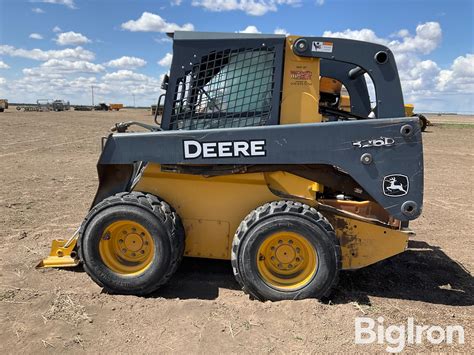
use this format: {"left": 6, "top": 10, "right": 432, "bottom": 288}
{"left": 0, "top": 61, "right": 10, "bottom": 69}
{"left": 274, "top": 27, "right": 288, "bottom": 35}
{"left": 239, "top": 26, "right": 261, "bottom": 34}
{"left": 0, "top": 77, "right": 5, "bottom": 85}
{"left": 29, "top": 33, "right": 44, "bottom": 40}
{"left": 22, "top": 60, "right": 105, "bottom": 78}
{"left": 158, "top": 53, "right": 173, "bottom": 67}
{"left": 31, "top": 0, "right": 77, "bottom": 9}
{"left": 171, "top": 0, "right": 182, "bottom": 5}
{"left": 193, "top": 0, "right": 300, "bottom": 16}
{"left": 106, "top": 56, "right": 147, "bottom": 69}
{"left": 390, "top": 22, "right": 442, "bottom": 55}
{"left": 121, "top": 12, "right": 194, "bottom": 32}
{"left": 0, "top": 45, "right": 95, "bottom": 61}
{"left": 437, "top": 54, "right": 474, "bottom": 92}
{"left": 316, "top": 0, "right": 325, "bottom": 5}
{"left": 52, "top": 26, "right": 62, "bottom": 33}
{"left": 55, "top": 31, "right": 91, "bottom": 46}
{"left": 103, "top": 70, "right": 149, "bottom": 82}
{"left": 42, "top": 59, "right": 104, "bottom": 73}
{"left": 32, "top": 7, "right": 45, "bottom": 13}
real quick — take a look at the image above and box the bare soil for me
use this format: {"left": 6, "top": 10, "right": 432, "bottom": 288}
{"left": 0, "top": 109, "right": 473, "bottom": 353}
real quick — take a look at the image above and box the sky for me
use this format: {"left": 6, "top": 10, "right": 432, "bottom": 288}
{"left": 0, "top": 0, "right": 472, "bottom": 112}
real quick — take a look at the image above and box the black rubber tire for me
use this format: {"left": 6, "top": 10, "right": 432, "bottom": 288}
{"left": 0, "top": 108, "right": 4, "bottom": 112}
{"left": 78, "top": 191, "right": 185, "bottom": 295}
{"left": 413, "top": 114, "right": 428, "bottom": 132}
{"left": 232, "top": 200, "right": 341, "bottom": 301}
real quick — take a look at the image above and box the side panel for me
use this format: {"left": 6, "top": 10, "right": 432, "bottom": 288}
{"left": 280, "top": 36, "right": 322, "bottom": 124}
{"left": 326, "top": 215, "right": 411, "bottom": 269}
{"left": 98, "top": 117, "right": 424, "bottom": 221}
{"left": 133, "top": 164, "right": 319, "bottom": 259}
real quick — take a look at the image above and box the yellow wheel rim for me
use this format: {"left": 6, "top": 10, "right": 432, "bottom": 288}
{"left": 257, "top": 231, "right": 317, "bottom": 290}
{"left": 99, "top": 220, "right": 154, "bottom": 275}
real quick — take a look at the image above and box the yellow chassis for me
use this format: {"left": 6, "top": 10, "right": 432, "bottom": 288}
{"left": 38, "top": 164, "right": 413, "bottom": 270}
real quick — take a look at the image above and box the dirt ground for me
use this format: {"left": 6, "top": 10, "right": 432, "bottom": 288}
{"left": 0, "top": 108, "right": 472, "bottom": 353}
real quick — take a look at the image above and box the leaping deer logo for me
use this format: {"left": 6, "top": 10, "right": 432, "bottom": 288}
{"left": 383, "top": 175, "right": 409, "bottom": 197}
{"left": 386, "top": 177, "right": 407, "bottom": 193}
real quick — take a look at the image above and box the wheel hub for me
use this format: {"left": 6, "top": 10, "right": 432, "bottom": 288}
{"left": 274, "top": 244, "right": 296, "bottom": 265}
{"left": 124, "top": 234, "right": 143, "bottom": 252}
{"left": 99, "top": 220, "right": 154, "bottom": 275}
{"left": 257, "top": 231, "right": 317, "bottom": 290}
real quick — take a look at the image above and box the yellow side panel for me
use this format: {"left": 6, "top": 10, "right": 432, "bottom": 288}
{"left": 133, "top": 164, "right": 321, "bottom": 260}
{"left": 182, "top": 219, "right": 230, "bottom": 258}
{"left": 280, "top": 36, "right": 322, "bottom": 124}
{"left": 329, "top": 215, "right": 412, "bottom": 270}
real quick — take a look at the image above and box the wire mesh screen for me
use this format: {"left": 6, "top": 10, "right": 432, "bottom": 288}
{"left": 169, "top": 47, "right": 276, "bottom": 130}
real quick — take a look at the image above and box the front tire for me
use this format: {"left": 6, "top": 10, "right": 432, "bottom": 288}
{"left": 232, "top": 201, "right": 341, "bottom": 301}
{"left": 78, "top": 192, "right": 185, "bottom": 295}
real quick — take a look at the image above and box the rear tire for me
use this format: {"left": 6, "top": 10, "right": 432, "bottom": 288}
{"left": 78, "top": 191, "right": 185, "bottom": 295}
{"left": 232, "top": 201, "right": 341, "bottom": 301}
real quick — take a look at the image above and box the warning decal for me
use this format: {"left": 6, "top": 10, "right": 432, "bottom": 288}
{"left": 312, "top": 41, "right": 333, "bottom": 53}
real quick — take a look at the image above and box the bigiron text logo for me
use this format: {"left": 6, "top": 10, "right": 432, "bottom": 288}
{"left": 355, "top": 317, "right": 465, "bottom": 353}
{"left": 183, "top": 139, "right": 266, "bottom": 159}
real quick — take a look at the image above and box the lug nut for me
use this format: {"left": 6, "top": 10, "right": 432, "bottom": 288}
{"left": 122, "top": 248, "right": 127, "bottom": 253}
{"left": 288, "top": 264, "right": 293, "bottom": 269}
{"left": 278, "top": 240, "right": 283, "bottom": 244}
{"left": 140, "top": 232, "right": 145, "bottom": 237}
{"left": 131, "top": 252, "right": 136, "bottom": 257}
{"left": 296, "top": 248, "right": 300, "bottom": 253}
{"left": 288, "top": 240, "right": 293, "bottom": 244}
{"left": 119, "top": 239, "right": 123, "bottom": 243}
{"left": 296, "top": 257, "right": 300, "bottom": 262}
{"left": 140, "top": 250, "right": 145, "bottom": 255}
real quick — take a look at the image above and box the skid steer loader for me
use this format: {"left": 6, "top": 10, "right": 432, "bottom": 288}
{"left": 38, "top": 32, "right": 423, "bottom": 301}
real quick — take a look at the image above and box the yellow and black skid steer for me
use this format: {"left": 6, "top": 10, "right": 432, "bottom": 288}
{"left": 38, "top": 32, "right": 423, "bottom": 301}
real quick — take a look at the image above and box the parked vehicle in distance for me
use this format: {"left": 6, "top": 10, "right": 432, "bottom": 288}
{"left": 0, "top": 99, "right": 8, "bottom": 112}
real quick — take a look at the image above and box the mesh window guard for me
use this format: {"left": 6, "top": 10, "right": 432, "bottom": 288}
{"left": 169, "top": 46, "right": 276, "bottom": 130}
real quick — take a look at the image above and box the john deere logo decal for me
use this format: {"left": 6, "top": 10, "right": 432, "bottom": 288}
{"left": 383, "top": 174, "right": 409, "bottom": 197}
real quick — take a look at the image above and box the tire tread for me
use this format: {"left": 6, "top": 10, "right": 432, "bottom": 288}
{"left": 77, "top": 191, "right": 185, "bottom": 295}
